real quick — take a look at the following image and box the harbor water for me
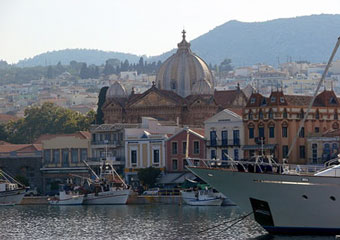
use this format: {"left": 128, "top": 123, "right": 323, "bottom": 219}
{"left": 0, "top": 205, "right": 336, "bottom": 240}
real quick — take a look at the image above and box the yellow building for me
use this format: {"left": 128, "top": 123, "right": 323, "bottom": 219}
{"left": 36, "top": 131, "right": 92, "bottom": 193}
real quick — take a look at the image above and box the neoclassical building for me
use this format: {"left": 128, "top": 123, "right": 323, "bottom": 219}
{"left": 102, "top": 31, "right": 247, "bottom": 127}
{"left": 243, "top": 89, "right": 340, "bottom": 164}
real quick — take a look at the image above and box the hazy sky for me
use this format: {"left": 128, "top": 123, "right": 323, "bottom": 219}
{"left": 1, "top": 0, "right": 339, "bottom": 63}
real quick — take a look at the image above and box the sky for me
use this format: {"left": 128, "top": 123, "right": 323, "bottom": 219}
{"left": 1, "top": 0, "right": 339, "bottom": 64}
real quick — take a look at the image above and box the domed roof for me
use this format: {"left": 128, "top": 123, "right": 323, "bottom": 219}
{"left": 106, "top": 81, "right": 127, "bottom": 99}
{"left": 191, "top": 79, "right": 214, "bottom": 95}
{"left": 156, "top": 30, "right": 214, "bottom": 97}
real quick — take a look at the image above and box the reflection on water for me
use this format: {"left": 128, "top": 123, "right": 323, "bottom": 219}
{"left": 0, "top": 205, "right": 336, "bottom": 240}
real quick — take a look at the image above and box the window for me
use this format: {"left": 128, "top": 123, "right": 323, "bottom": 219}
{"left": 261, "top": 98, "right": 266, "bottom": 106}
{"left": 271, "top": 96, "right": 276, "bottom": 102}
{"left": 53, "top": 149, "right": 60, "bottom": 164}
{"left": 249, "top": 127, "right": 254, "bottom": 139}
{"left": 44, "top": 149, "right": 51, "bottom": 164}
{"left": 283, "top": 109, "right": 288, "bottom": 118}
{"left": 193, "top": 141, "right": 200, "bottom": 154}
{"left": 299, "top": 110, "right": 304, "bottom": 119}
{"left": 248, "top": 111, "right": 253, "bottom": 120}
{"left": 171, "top": 142, "right": 178, "bottom": 154}
{"left": 316, "top": 110, "right": 320, "bottom": 119}
{"left": 92, "top": 134, "right": 96, "bottom": 142}
{"left": 80, "top": 149, "right": 87, "bottom": 162}
{"left": 315, "top": 127, "right": 320, "bottom": 133}
{"left": 210, "top": 131, "right": 217, "bottom": 146}
{"left": 62, "top": 149, "right": 69, "bottom": 167}
{"left": 182, "top": 142, "right": 187, "bottom": 155}
{"left": 330, "top": 97, "right": 337, "bottom": 104}
{"left": 299, "top": 127, "right": 305, "bottom": 138}
{"left": 280, "top": 97, "right": 285, "bottom": 103}
{"left": 250, "top": 98, "right": 255, "bottom": 104}
{"left": 131, "top": 150, "right": 137, "bottom": 166}
{"left": 234, "top": 149, "right": 239, "bottom": 161}
{"left": 211, "top": 149, "right": 216, "bottom": 159}
{"left": 233, "top": 130, "right": 240, "bottom": 145}
{"left": 312, "top": 144, "right": 318, "bottom": 164}
{"left": 335, "top": 112, "right": 338, "bottom": 120}
{"left": 71, "top": 149, "right": 78, "bottom": 163}
{"left": 221, "top": 130, "right": 228, "bottom": 146}
{"left": 259, "top": 110, "right": 264, "bottom": 119}
{"left": 172, "top": 159, "right": 178, "bottom": 170}
{"left": 269, "top": 126, "right": 275, "bottom": 138}
{"left": 282, "top": 126, "right": 288, "bottom": 138}
{"left": 259, "top": 126, "right": 264, "bottom": 138}
{"left": 171, "top": 81, "right": 177, "bottom": 90}
{"left": 153, "top": 149, "right": 160, "bottom": 165}
{"left": 222, "top": 149, "right": 228, "bottom": 160}
{"left": 282, "top": 145, "right": 289, "bottom": 158}
{"left": 299, "top": 146, "right": 306, "bottom": 159}
{"left": 105, "top": 133, "right": 111, "bottom": 141}
{"left": 268, "top": 109, "right": 273, "bottom": 119}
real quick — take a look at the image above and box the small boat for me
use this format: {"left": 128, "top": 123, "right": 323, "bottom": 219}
{"left": 0, "top": 169, "right": 26, "bottom": 206}
{"left": 80, "top": 160, "right": 131, "bottom": 205}
{"left": 181, "top": 188, "right": 223, "bottom": 206}
{"left": 48, "top": 190, "right": 84, "bottom": 205}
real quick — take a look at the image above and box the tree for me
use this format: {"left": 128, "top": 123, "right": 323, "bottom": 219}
{"left": 219, "top": 58, "right": 233, "bottom": 73}
{"left": 95, "top": 87, "right": 109, "bottom": 124}
{"left": 137, "top": 167, "right": 161, "bottom": 188}
{"left": 5, "top": 102, "right": 95, "bottom": 143}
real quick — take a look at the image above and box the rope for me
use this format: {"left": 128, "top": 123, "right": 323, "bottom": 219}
{"left": 216, "top": 211, "right": 253, "bottom": 234}
{"left": 198, "top": 211, "right": 253, "bottom": 234}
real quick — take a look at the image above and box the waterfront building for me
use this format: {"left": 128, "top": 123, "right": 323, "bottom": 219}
{"left": 102, "top": 31, "right": 248, "bottom": 128}
{"left": 124, "top": 117, "right": 180, "bottom": 184}
{"left": 205, "top": 109, "right": 244, "bottom": 162}
{"left": 0, "top": 143, "right": 43, "bottom": 193}
{"left": 165, "top": 128, "right": 206, "bottom": 172}
{"left": 243, "top": 89, "right": 340, "bottom": 164}
{"left": 37, "top": 131, "right": 92, "bottom": 193}
{"left": 89, "top": 123, "right": 137, "bottom": 174}
{"left": 306, "top": 129, "right": 340, "bottom": 164}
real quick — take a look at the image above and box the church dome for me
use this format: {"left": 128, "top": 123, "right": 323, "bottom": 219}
{"left": 156, "top": 30, "right": 214, "bottom": 97}
{"left": 106, "top": 81, "right": 127, "bottom": 99}
{"left": 191, "top": 79, "right": 214, "bottom": 95}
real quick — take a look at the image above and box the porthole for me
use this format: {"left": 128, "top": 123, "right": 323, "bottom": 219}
{"left": 330, "top": 196, "right": 336, "bottom": 201}
{"left": 302, "top": 195, "right": 308, "bottom": 199}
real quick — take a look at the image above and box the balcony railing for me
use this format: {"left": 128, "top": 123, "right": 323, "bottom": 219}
{"left": 206, "top": 139, "right": 241, "bottom": 147}
{"left": 91, "top": 140, "right": 122, "bottom": 146}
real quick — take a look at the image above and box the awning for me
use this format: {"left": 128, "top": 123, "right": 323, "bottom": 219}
{"left": 158, "top": 172, "right": 196, "bottom": 184}
{"left": 242, "top": 144, "right": 276, "bottom": 150}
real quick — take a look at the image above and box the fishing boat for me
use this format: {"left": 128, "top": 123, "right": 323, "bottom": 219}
{"left": 0, "top": 169, "right": 26, "bottom": 206}
{"left": 181, "top": 188, "right": 223, "bottom": 206}
{"left": 81, "top": 160, "right": 131, "bottom": 205}
{"left": 48, "top": 190, "right": 84, "bottom": 205}
{"left": 188, "top": 37, "right": 340, "bottom": 235}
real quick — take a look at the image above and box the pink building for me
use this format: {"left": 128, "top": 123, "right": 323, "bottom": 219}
{"left": 165, "top": 128, "right": 205, "bottom": 172}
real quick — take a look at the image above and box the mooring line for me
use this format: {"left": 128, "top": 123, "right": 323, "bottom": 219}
{"left": 198, "top": 211, "right": 253, "bottom": 234}
{"left": 216, "top": 211, "right": 253, "bottom": 234}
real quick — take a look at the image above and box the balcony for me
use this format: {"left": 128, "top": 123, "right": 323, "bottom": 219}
{"left": 90, "top": 140, "right": 122, "bottom": 148}
{"left": 206, "top": 139, "right": 241, "bottom": 147}
{"left": 87, "top": 157, "right": 125, "bottom": 166}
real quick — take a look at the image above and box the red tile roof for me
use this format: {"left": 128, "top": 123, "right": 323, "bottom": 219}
{"left": 0, "top": 144, "right": 42, "bottom": 153}
{"left": 34, "top": 131, "right": 90, "bottom": 144}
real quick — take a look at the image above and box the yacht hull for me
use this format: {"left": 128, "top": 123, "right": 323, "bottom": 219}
{"left": 188, "top": 167, "right": 340, "bottom": 234}
{"left": 0, "top": 189, "right": 25, "bottom": 205}
{"left": 83, "top": 189, "right": 131, "bottom": 205}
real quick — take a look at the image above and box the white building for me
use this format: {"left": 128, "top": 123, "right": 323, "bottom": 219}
{"left": 204, "top": 109, "right": 244, "bottom": 161}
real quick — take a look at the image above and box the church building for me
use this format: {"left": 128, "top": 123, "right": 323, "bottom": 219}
{"left": 102, "top": 31, "right": 247, "bottom": 127}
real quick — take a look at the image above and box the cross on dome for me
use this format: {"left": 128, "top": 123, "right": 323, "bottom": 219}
{"left": 182, "top": 29, "right": 186, "bottom": 40}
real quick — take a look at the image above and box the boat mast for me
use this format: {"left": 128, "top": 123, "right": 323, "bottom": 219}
{"left": 286, "top": 37, "right": 340, "bottom": 162}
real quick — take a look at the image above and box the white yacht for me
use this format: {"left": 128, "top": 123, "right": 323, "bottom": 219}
{"left": 0, "top": 169, "right": 26, "bottom": 205}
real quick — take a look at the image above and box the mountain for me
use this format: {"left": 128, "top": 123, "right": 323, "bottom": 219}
{"left": 16, "top": 49, "right": 141, "bottom": 67}
{"left": 152, "top": 14, "right": 340, "bottom": 66}
{"left": 15, "top": 14, "right": 340, "bottom": 67}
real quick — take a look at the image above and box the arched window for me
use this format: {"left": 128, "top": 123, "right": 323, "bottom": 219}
{"left": 170, "top": 80, "right": 177, "bottom": 90}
